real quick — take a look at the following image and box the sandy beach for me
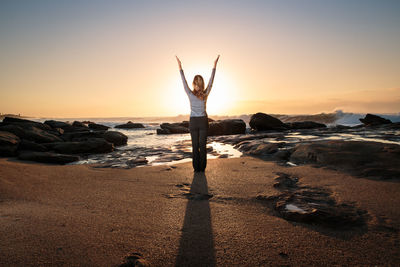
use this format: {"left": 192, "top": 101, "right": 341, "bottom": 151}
{"left": 0, "top": 156, "right": 399, "bottom": 266}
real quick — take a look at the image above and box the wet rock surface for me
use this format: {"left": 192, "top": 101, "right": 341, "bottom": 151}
{"left": 210, "top": 118, "right": 400, "bottom": 179}
{"left": 257, "top": 173, "right": 368, "bottom": 228}
{"left": 290, "top": 140, "right": 400, "bottom": 179}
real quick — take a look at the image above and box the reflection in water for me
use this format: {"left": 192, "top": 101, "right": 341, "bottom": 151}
{"left": 175, "top": 173, "right": 215, "bottom": 267}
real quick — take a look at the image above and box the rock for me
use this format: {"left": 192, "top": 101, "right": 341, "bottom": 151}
{"left": 0, "top": 124, "right": 26, "bottom": 138}
{"left": 273, "top": 150, "right": 292, "bottom": 161}
{"left": 44, "top": 120, "right": 71, "bottom": 129}
{"left": 44, "top": 138, "right": 114, "bottom": 154}
{"left": 208, "top": 119, "right": 246, "bottom": 136}
{"left": 72, "top": 121, "right": 88, "bottom": 128}
{"left": 359, "top": 114, "right": 392, "bottom": 126}
{"left": 0, "top": 131, "right": 20, "bottom": 156}
{"left": 286, "top": 121, "right": 326, "bottom": 129}
{"left": 257, "top": 173, "right": 367, "bottom": 228}
{"left": 88, "top": 123, "right": 110, "bottom": 130}
{"left": 115, "top": 121, "right": 145, "bottom": 129}
{"left": 249, "top": 113, "right": 288, "bottom": 131}
{"left": 248, "top": 143, "right": 279, "bottom": 156}
{"left": 119, "top": 252, "right": 150, "bottom": 267}
{"left": 23, "top": 125, "right": 64, "bottom": 143}
{"left": 60, "top": 131, "right": 106, "bottom": 141}
{"left": 62, "top": 125, "right": 91, "bottom": 133}
{"left": 18, "top": 151, "right": 79, "bottom": 164}
{"left": 273, "top": 172, "right": 298, "bottom": 189}
{"left": 159, "top": 123, "right": 189, "bottom": 134}
{"left": 126, "top": 157, "right": 148, "bottom": 167}
{"left": 18, "top": 139, "right": 47, "bottom": 152}
{"left": 3, "top": 117, "right": 52, "bottom": 131}
{"left": 290, "top": 140, "right": 400, "bottom": 179}
{"left": 156, "top": 128, "right": 170, "bottom": 134}
{"left": 44, "top": 120, "right": 89, "bottom": 133}
{"left": 103, "top": 131, "right": 128, "bottom": 146}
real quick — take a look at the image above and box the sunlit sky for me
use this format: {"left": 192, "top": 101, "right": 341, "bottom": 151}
{"left": 1, "top": 0, "right": 399, "bottom": 118}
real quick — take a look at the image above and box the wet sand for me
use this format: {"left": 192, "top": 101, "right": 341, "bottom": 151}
{"left": 0, "top": 157, "right": 399, "bottom": 266}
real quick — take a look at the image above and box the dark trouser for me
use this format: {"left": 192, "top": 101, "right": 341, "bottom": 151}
{"left": 189, "top": 116, "right": 209, "bottom": 171}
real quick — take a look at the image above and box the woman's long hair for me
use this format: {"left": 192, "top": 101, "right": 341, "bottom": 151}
{"left": 192, "top": 75, "right": 207, "bottom": 100}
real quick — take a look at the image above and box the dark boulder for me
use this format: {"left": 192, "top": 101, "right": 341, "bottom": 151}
{"left": 23, "top": 125, "right": 64, "bottom": 143}
{"left": 360, "top": 114, "right": 392, "bottom": 126}
{"left": 3, "top": 117, "right": 51, "bottom": 131}
{"left": 88, "top": 123, "right": 110, "bottom": 130}
{"left": 72, "top": 121, "right": 88, "bottom": 128}
{"left": 286, "top": 121, "right": 327, "bottom": 129}
{"left": 44, "top": 120, "right": 71, "bottom": 129}
{"left": 18, "top": 151, "right": 79, "bottom": 164}
{"left": 115, "top": 121, "right": 145, "bottom": 129}
{"left": 0, "top": 131, "right": 20, "bottom": 156}
{"left": 0, "top": 124, "right": 26, "bottom": 138}
{"left": 103, "top": 131, "right": 128, "bottom": 146}
{"left": 249, "top": 113, "right": 288, "bottom": 131}
{"left": 18, "top": 139, "right": 47, "bottom": 152}
{"left": 44, "top": 138, "right": 114, "bottom": 154}
{"left": 208, "top": 119, "right": 246, "bottom": 136}
{"left": 159, "top": 123, "right": 189, "bottom": 134}
{"left": 157, "top": 128, "right": 171, "bottom": 134}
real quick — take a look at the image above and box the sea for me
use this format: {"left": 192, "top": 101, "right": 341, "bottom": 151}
{"left": 27, "top": 111, "right": 400, "bottom": 168}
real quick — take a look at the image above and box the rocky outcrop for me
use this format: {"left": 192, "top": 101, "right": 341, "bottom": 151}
{"left": 104, "top": 131, "right": 128, "bottom": 146}
{"left": 208, "top": 119, "right": 246, "bottom": 136}
{"left": 0, "top": 117, "right": 128, "bottom": 164}
{"left": 18, "top": 151, "right": 79, "bottom": 164}
{"left": 290, "top": 140, "right": 400, "bottom": 179}
{"left": 115, "top": 121, "right": 145, "bottom": 129}
{"left": 44, "top": 139, "right": 114, "bottom": 154}
{"left": 0, "top": 131, "right": 20, "bottom": 156}
{"left": 360, "top": 114, "right": 392, "bottom": 126}
{"left": 249, "top": 113, "right": 288, "bottom": 131}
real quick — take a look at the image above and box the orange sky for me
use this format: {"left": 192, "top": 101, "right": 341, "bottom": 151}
{"left": 1, "top": 1, "right": 399, "bottom": 118}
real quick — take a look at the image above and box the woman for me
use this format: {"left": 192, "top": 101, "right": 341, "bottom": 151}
{"left": 176, "top": 55, "right": 220, "bottom": 172}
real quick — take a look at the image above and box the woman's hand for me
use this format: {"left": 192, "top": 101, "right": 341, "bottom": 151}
{"left": 214, "top": 55, "right": 220, "bottom": 68}
{"left": 175, "top": 55, "right": 182, "bottom": 70}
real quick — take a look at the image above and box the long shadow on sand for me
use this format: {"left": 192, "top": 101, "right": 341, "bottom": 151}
{"left": 175, "top": 172, "right": 215, "bottom": 267}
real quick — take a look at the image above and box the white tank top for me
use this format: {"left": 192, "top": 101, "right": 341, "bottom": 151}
{"left": 180, "top": 68, "right": 216, "bottom": 117}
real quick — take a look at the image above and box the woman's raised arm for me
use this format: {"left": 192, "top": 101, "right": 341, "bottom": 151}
{"left": 176, "top": 56, "right": 191, "bottom": 96}
{"left": 205, "top": 55, "right": 220, "bottom": 95}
